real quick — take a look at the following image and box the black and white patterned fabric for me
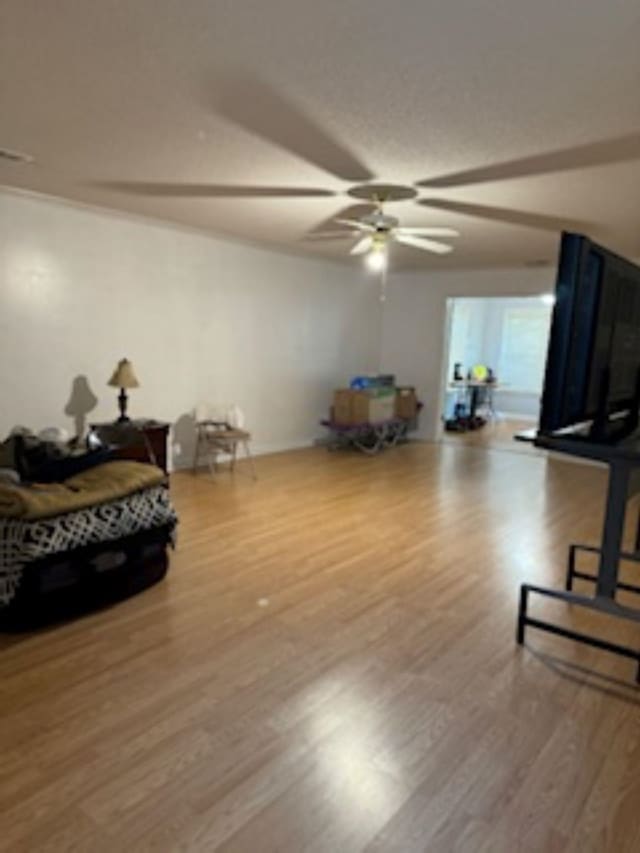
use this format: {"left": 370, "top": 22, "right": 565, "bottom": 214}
{"left": 0, "top": 485, "right": 177, "bottom": 607}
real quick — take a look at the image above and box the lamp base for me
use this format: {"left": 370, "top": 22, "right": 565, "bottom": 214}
{"left": 117, "top": 388, "right": 130, "bottom": 423}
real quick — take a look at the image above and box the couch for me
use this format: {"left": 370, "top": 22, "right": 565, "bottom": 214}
{"left": 0, "top": 457, "right": 177, "bottom": 629}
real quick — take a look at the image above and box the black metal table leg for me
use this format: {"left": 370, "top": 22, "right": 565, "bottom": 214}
{"left": 517, "top": 585, "right": 528, "bottom": 645}
{"left": 564, "top": 543, "right": 640, "bottom": 596}
{"left": 566, "top": 545, "right": 577, "bottom": 591}
{"left": 517, "top": 582, "right": 640, "bottom": 684}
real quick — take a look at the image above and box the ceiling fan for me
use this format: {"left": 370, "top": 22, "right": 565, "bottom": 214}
{"left": 330, "top": 193, "right": 459, "bottom": 269}
{"left": 94, "top": 74, "right": 640, "bottom": 263}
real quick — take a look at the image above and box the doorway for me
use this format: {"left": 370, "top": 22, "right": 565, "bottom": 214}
{"left": 441, "top": 295, "right": 553, "bottom": 452}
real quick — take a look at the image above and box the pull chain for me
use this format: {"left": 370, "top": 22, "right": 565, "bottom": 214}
{"left": 378, "top": 265, "right": 388, "bottom": 373}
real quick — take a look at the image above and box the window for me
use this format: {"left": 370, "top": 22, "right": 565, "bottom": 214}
{"left": 497, "top": 306, "right": 552, "bottom": 393}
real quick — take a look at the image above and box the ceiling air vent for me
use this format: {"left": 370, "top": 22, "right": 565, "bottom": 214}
{"left": 0, "top": 147, "right": 34, "bottom": 164}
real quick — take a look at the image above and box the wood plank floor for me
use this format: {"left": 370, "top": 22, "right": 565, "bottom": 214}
{"left": 1, "top": 441, "right": 640, "bottom": 852}
{"left": 441, "top": 417, "right": 541, "bottom": 455}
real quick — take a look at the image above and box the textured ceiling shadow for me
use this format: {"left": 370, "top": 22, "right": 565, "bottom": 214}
{"left": 418, "top": 131, "right": 640, "bottom": 188}
{"left": 418, "top": 198, "right": 589, "bottom": 232}
{"left": 302, "top": 232, "right": 357, "bottom": 242}
{"left": 209, "top": 74, "right": 374, "bottom": 182}
{"left": 526, "top": 645, "right": 640, "bottom": 704}
{"left": 89, "top": 181, "right": 334, "bottom": 198}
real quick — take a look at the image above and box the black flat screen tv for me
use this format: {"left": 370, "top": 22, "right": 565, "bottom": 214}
{"left": 539, "top": 233, "right": 640, "bottom": 439}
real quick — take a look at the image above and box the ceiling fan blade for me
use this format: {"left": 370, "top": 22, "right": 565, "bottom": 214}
{"left": 335, "top": 218, "right": 375, "bottom": 232}
{"left": 394, "top": 234, "right": 453, "bottom": 255}
{"left": 417, "top": 132, "right": 640, "bottom": 188}
{"left": 395, "top": 226, "right": 459, "bottom": 237}
{"left": 350, "top": 236, "right": 374, "bottom": 255}
{"left": 211, "top": 75, "right": 374, "bottom": 182}
{"left": 92, "top": 181, "right": 334, "bottom": 198}
{"left": 308, "top": 203, "right": 376, "bottom": 236}
{"left": 418, "top": 198, "right": 588, "bottom": 232}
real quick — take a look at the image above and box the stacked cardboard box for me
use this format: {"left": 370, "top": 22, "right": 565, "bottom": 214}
{"left": 333, "top": 389, "right": 366, "bottom": 425}
{"left": 332, "top": 387, "right": 396, "bottom": 425}
{"left": 368, "top": 388, "right": 396, "bottom": 423}
{"left": 395, "top": 386, "right": 418, "bottom": 419}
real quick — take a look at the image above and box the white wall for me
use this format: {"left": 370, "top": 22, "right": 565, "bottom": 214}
{"left": 0, "top": 190, "right": 380, "bottom": 466}
{"left": 381, "top": 267, "right": 556, "bottom": 439}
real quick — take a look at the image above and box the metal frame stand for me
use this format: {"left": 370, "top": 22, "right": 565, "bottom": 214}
{"left": 517, "top": 432, "right": 640, "bottom": 684}
{"left": 565, "top": 510, "right": 640, "bottom": 596}
{"left": 321, "top": 419, "right": 409, "bottom": 455}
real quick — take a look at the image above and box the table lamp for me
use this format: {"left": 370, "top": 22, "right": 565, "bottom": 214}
{"left": 108, "top": 358, "right": 139, "bottom": 422}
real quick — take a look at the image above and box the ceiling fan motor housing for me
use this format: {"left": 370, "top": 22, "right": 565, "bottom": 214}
{"left": 363, "top": 211, "right": 398, "bottom": 232}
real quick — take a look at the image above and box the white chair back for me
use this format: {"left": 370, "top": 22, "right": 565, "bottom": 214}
{"left": 195, "top": 402, "right": 227, "bottom": 424}
{"left": 195, "top": 403, "right": 246, "bottom": 429}
{"left": 227, "top": 405, "right": 245, "bottom": 429}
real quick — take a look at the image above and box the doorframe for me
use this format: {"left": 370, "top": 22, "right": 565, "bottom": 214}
{"left": 436, "top": 294, "right": 552, "bottom": 441}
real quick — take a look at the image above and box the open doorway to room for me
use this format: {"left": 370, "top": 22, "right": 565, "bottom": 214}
{"left": 441, "top": 295, "right": 554, "bottom": 451}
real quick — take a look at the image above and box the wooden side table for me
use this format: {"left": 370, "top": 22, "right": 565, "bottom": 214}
{"left": 90, "top": 420, "right": 170, "bottom": 474}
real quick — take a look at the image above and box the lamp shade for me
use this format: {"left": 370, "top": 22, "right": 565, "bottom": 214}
{"left": 108, "top": 358, "right": 139, "bottom": 389}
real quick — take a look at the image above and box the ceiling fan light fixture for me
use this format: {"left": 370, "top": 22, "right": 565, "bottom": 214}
{"left": 366, "top": 246, "right": 387, "bottom": 273}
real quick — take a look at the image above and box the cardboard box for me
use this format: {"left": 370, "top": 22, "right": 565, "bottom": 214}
{"left": 395, "top": 386, "right": 418, "bottom": 420}
{"left": 333, "top": 389, "right": 369, "bottom": 425}
{"left": 333, "top": 389, "right": 354, "bottom": 425}
{"left": 351, "top": 392, "right": 371, "bottom": 424}
{"left": 368, "top": 389, "right": 396, "bottom": 423}
{"left": 332, "top": 388, "right": 395, "bottom": 425}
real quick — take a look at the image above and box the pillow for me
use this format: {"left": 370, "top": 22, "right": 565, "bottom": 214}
{"left": 33, "top": 447, "right": 113, "bottom": 482}
{"left": 1, "top": 432, "right": 112, "bottom": 483}
{"left": 15, "top": 434, "right": 69, "bottom": 482}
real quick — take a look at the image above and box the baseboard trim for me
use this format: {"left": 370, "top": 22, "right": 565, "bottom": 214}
{"left": 495, "top": 411, "right": 538, "bottom": 422}
{"left": 171, "top": 437, "right": 317, "bottom": 471}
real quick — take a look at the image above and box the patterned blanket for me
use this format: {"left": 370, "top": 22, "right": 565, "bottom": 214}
{"left": 0, "top": 484, "right": 177, "bottom": 607}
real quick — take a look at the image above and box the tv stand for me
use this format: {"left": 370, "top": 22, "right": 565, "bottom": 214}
{"left": 566, "top": 511, "right": 640, "bottom": 598}
{"left": 517, "top": 429, "right": 640, "bottom": 683}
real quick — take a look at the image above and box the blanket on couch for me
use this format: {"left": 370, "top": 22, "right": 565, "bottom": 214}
{"left": 0, "top": 483, "right": 177, "bottom": 607}
{"left": 0, "top": 461, "right": 166, "bottom": 520}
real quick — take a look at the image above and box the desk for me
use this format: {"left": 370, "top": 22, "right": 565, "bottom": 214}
{"left": 449, "top": 380, "right": 501, "bottom": 420}
{"left": 447, "top": 380, "right": 501, "bottom": 431}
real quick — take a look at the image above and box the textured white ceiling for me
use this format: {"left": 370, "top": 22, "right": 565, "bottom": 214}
{"left": 1, "top": 0, "right": 639, "bottom": 269}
